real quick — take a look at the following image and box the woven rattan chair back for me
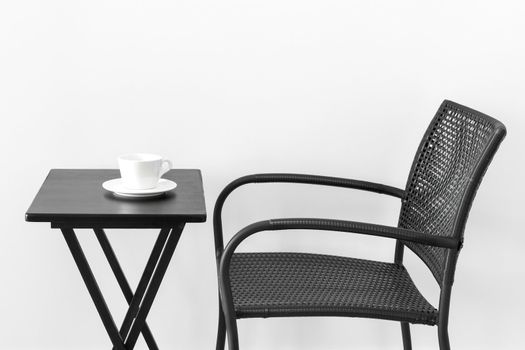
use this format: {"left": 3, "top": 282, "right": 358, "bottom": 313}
{"left": 398, "top": 100, "right": 506, "bottom": 286}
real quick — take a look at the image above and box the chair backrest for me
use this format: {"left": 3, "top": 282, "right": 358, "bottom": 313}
{"left": 398, "top": 100, "right": 506, "bottom": 286}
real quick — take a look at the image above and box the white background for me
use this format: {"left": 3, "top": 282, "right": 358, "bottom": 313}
{"left": 1, "top": 0, "right": 524, "bottom": 349}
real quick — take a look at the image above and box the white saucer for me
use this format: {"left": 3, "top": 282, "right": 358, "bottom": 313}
{"left": 102, "top": 178, "right": 177, "bottom": 198}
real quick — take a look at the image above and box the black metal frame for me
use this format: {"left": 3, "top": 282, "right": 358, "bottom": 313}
{"left": 218, "top": 217, "right": 461, "bottom": 350}
{"left": 60, "top": 223, "right": 185, "bottom": 350}
{"left": 213, "top": 102, "right": 507, "bottom": 350}
{"left": 213, "top": 175, "right": 421, "bottom": 350}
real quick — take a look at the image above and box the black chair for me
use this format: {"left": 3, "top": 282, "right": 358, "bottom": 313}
{"left": 213, "top": 100, "right": 506, "bottom": 350}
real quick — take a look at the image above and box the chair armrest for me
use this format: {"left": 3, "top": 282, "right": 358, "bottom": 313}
{"left": 218, "top": 173, "right": 405, "bottom": 200}
{"left": 213, "top": 173, "right": 406, "bottom": 261}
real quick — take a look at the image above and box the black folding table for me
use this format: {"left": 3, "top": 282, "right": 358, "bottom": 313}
{"left": 26, "top": 169, "right": 206, "bottom": 350}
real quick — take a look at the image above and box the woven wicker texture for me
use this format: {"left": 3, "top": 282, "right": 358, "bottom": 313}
{"left": 399, "top": 101, "right": 498, "bottom": 285}
{"left": 230, "top": 252, "right": 438, "bottom": 325}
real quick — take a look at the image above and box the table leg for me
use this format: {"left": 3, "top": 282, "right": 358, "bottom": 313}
{"left": 117, "top": 227, "right": 171, "bottom": 347}
{"left": 61, "top": 225, "right": 184, "bottom": 350}
{"left": 125, "top": 223, "right": 185, "bottom": 349}
{"left": 94, "top": 228, "right": 159, "bottom": 350}
{"left": 61, "top": 228, "right": 126, "bottom": 350}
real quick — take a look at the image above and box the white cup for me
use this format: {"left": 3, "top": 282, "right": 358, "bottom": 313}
{"left": 118, "top": 153, "right": 172, "bottom": 189}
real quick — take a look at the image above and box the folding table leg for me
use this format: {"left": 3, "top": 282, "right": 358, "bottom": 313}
{"left": 61, "top": 228, "right": 126, "bottom": 350}
{"left": 125, "top": 224, "right": 185, "bottom": 349}
{"left": 94, "top": 228, "right": 159, "bottom": 350}
{"left": 118, "top": 228, "right": 171, "bottom": 346}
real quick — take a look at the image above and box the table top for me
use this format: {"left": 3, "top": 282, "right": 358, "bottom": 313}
{"left": 26, "top": 169, "right": 206, "bottom": 228}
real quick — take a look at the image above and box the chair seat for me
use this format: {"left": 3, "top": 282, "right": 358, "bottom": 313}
{"left": 229, "top": 252, "right": 438, "bottom": 325}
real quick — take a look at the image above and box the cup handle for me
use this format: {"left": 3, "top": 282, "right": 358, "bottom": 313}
{"left": 160, "top": 159, "right": 172, "bottom": 177}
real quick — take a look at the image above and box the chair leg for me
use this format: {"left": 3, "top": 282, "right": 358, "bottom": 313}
{"left": 216, "top": 302, "right": 226, "bottom": 350}
{"left": 438, "top": 324, "right": 450, "bottom": 350}
{"left": 401, "top": 322, "right": 412, "bottom": 350}
{"left": 225, "top": 318, "right": 240, "bottom": 350}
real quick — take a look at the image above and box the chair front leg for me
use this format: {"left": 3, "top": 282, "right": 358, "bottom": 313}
{"left": 218, "top": 277, "right": 240, "bottom": 350}
{"left": 225, "top": 315, "right": 240, "bottom": 350}
{"left": 216, "top": 300, "right": 226, "bottom": 350}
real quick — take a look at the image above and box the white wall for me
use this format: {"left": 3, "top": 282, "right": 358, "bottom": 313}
{"left": 1, "top": 0, "right": 524, "bottom": 349}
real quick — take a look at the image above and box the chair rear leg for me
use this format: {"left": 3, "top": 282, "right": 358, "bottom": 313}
{"left": 401, "top": 322, "right": 412, "bottom": 350}
{"left": 216, "top": 302, "right": 226, "bottom": 350}
{"left": 438, "top": 324, "right": 450, "bottom": 350}
{"left": 437, "top": 277, "right": 454, "bottom": 350}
